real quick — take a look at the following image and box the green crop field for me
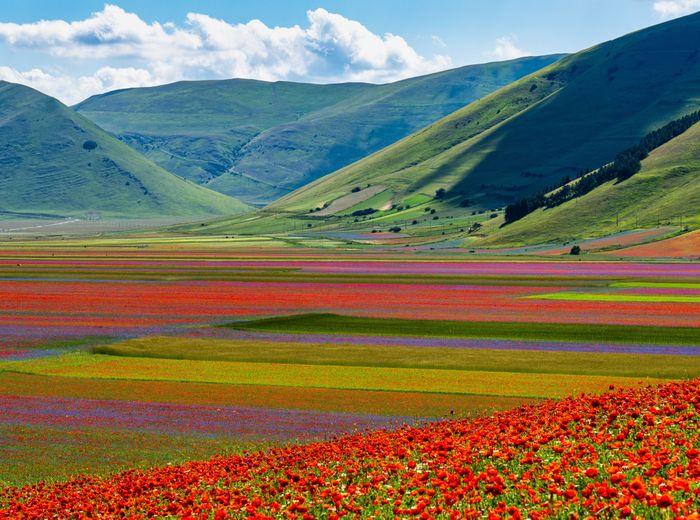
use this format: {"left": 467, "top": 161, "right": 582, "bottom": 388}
{"left": 0, "top": 352, "right": 669, "bottom": 399}
{"left": 0, "top": 424, "right": 258, "bottom": 486}
{"left": 96, "top": 336, "right": 700, "bottom": 378}
{"left": 226, "top": 313, "right": 700, "bottom": 345}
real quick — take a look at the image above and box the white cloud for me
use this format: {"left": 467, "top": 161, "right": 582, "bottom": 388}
{"left": 431, "top": 35, "right": 447, "bottom": 48}
{"left": 490, "top": 35, "right": 530, "bottom": 60}
{"left": 0, "top": 66, "right": 161, "bottom": 104}
{"left": 0, "top": 5, "right": 451, "bottom": 103}
{"left": 653, "top": 0, "right": 700, "bottom": 17}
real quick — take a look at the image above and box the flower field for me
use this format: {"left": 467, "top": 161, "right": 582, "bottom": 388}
{"left": 1, "top": 379, "right": 697, "bottom": 518}
{"left": 0, "top": 245, "right": 698, "bottom": 517}
{"left": 615, "top": 230, "right": 700, "bottom": 258}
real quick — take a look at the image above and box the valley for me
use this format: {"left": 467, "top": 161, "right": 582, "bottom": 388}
{"left": 0, "top": 5, "right": 698, "bottom": 519}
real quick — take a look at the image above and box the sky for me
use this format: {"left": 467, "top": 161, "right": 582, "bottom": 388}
{"left": 0, "top": 0, "right": 697, "bottom": 104}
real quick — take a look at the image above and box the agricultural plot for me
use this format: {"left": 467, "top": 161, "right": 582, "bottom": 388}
{"left": 0, "top": 246, "right": 697, "bottom": 489}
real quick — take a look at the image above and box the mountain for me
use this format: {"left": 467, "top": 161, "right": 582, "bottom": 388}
{"left": 74, "top": 55, "right": 562, "bottom": 205}
{"left": 479, "top": 117, "right": 700, "bottom": 246}
{"left": 0, "top": 82, "right": 248, "bottom": 218}
{"left": 272, "top": 12, "right": 700, "bottom": 218}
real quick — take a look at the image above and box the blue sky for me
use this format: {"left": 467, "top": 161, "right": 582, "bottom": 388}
{"left": 0, "top": 0, "right": 696, "bottom": 103}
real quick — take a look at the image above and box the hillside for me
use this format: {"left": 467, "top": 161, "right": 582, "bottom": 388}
{"left": 0, "top": 82, "right": 248, "bottom": 218}
{"left": 272, "top": 12, "right": 700, "bottom": 218}
{"left": 75, "top": 56, "right": 562, "bottom": 205}
{"left": 479, "top": 118, "right": 700, "bottom": 246}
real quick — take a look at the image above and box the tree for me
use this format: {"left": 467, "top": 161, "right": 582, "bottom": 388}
{"left": 82, "top": 140, "right": 98, "bottom": 151}
{"left": 570, "top": 245, "right": 581, "bottom": 255}
{"left": 435, "top": 188, "right": 446, "bottom": 199}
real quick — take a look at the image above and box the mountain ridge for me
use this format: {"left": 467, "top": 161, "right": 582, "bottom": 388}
{"left": 272, "top": 12, "right": 700, "bottom": 218}
{"left": 75, "top": 55, "right": 563, "bottom": 205}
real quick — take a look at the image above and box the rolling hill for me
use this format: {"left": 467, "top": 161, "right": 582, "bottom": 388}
{"left": 0, "top": 82, "right": 248, "bottom": 218}
{"left": 479, "top": 117, "right": 700, "bottom": 246}
{"left": 74, "top": 55, "right": 562, "bottom": 205}
{"left": 272, "top": 12, "right": 700, "bottom": 221}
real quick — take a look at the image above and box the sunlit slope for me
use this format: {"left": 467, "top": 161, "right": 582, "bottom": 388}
{"left": 480, "top": 121, "right": 700, "bottom": 246}
{"left": 0, "top": 82, "right": 248, "bottom": 218}
{"left": 75, "top": 56, "right": 561, "bottom": 205}
{"left": 274, "top": 12, "right": 700, "bottom": 213}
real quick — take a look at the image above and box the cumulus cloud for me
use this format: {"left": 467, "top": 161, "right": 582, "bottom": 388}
{"left": 490, "top": 35, "right": 530, "bottom": 60}
{"left": 0, "top": 4, "right": 451, "bottom": 103}
{"left": 0, "top": 66, "right": 161, "bottom": 104}
{"left": 653, "top": 0, "right": 700, "bottom": 17}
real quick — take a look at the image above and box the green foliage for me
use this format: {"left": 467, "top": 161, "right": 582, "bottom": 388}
{"left": 350, "top": 208, "right": 377, "bottom": 217}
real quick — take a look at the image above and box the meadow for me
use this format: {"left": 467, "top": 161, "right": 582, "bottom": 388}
{"left": 0, "top": 242, "right": 697, "bottom": 494}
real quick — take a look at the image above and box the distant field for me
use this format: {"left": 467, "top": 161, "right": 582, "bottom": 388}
{"left": 0, "top": 217, "right": 201, "bottom": 236}
{"left": 616, "top": 229, "right": 700, "bottom": 258}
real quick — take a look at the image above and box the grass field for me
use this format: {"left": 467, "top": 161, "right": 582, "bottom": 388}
{"left": 227, "top": 313, "right": 700, "bottom": 344}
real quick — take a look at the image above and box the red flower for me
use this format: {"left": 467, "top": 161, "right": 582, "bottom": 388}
{"left": 584, "top": 468, "right": 599, "bottom": 478}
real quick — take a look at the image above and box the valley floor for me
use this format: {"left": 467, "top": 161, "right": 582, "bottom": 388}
{"left": 0, "top": 240, "right": 697, "bottom": 491}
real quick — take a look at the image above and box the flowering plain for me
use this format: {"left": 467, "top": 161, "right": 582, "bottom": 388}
{"left": 0, "top": 244, "right": 697, "bottom": 518}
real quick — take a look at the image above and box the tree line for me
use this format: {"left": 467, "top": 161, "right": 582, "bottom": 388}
{"left": 504, "top": 110, "right": 700, "bottom": 225}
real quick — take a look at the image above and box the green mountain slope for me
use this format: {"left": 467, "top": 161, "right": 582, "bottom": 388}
{"left": 75, "top": 56, "right": 561, "bottom": 205}
{"left": 479, "top": 119, "right": 700, "bottom": 246}
{"left": 273, "top": 12, "right": 700, "bottom": 215}
{"left": 0, "top": 82, "right": 248, "bottom": 218}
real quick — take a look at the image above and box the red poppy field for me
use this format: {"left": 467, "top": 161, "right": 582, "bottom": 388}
{"left": 0, "top": 244, "right": 698, "bottom": 517}
{"left": 1, "top": 379, "right": 697, "bottom": 519}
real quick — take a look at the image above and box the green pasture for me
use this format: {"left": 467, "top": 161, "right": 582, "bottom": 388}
{"left": 96, "top": 336, "right": 700, "bottom": 379}
{"left": 225, "top": 313, "right": 700, "bottom": 345}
